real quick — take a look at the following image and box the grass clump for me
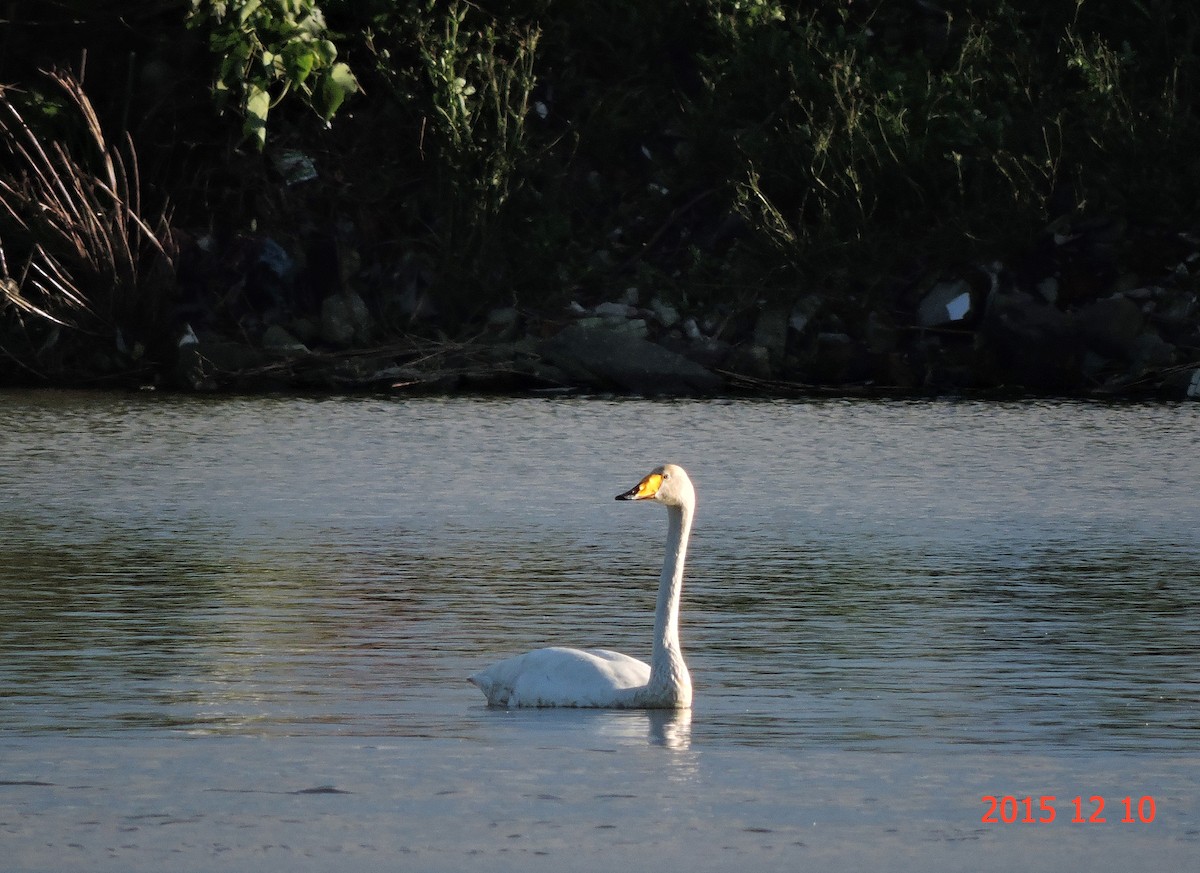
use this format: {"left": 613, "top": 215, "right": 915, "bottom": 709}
{"left": 0, "top": 71, "right": 176, "bottom": 378}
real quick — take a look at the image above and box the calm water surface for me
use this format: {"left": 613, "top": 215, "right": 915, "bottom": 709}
{"left": 1, "top": 392, "right": 1197, "bottom": 871}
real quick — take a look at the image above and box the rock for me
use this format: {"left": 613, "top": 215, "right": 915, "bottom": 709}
{"left": 789, "top": 296, "right": 821, "bottom": 334}
{"left": 175, "top": 339, "right": 271, "bottom": 391}
{"left": 917, "top": 279, "right": 974, "bottom": 327}
{"left": 594, "top": 301, "right": 634, "bottom": 319}
{"left": 726, "top": 344, "right": 773, "bottom": 380}
{"left": 539, "top": 324, "right": 721, "bottom": 395}
{"left": 882, "top": 351, "right": 919, "bottom": 388}
{"left": 1036, "top": 276, "right": 1059, "bottom": 304}
{"left": 917, "top": 332, "right": 985, "bottom": 392}
{"left": 1080, "top": 351, "right": 1113, "bottom": 380}
{"left": 1123, "top": 285, "right": 1160, "bottom": 301}
{"left": 1154, "top": 289, "right": 1198, "bottom": 336}
{"left": 256, "top": 238, "right": 294, "bottom": 281}
{"left": 320, "top": 290, "right": 373, "bottom": 347}
{"left": 810, "top": 332, "right": 860, "bottom": 384}
{"left": 387, "top": 283, "right": 436, "bottom": 322}
{"left": 980, "top": 288, "right": 1079, "bottom": 389}
{"left": 649, "top": 297, "right": 680, "bottom": 328}
{"left": 1130, "top": 332, "right": 1176, "bottom": 370}
{"left": 752, "top": 308, "right": 790, "bottom": 368}
{"left": 272, "top": 149, "right": 318, "bottom": 185}
{"left": 261, "top": 325, "right": 310, "bottom": 355}
{"left": 865, "top": 311, "right": 899, "bottom": 354}
{"left": 682, "top": 336, "right": 731, "bottom": 368}
{"left": 194, "top": 339, "right": 270, "bottom": 372}
{"left": 288, "top": 317, "right": 319, "bottom": 344}
{"left": 523, "top": 358, "right": 574, "bottom": 388}
{"left": 486, "top": 306, "right": 521, "bottom": 339}
{"left": 579, "top": 313, "right": 648, "bottom": 338}
{"left": 320, "top": 296, "right": 355, "bottom": 345}
{"left": 1074, "top": 295, "right": 1143, "bottom": 359}
{"left": 616, "top": 318, "right": 649, "bottom": 339}
{"left": 487, "top": 306, "right": 520, "bottom": 328}
{"left": 1188, "top": 369, "right": 1200, "bottom": 399}
{"left": 483, "top": 339, "right": 570, "bottom": 388}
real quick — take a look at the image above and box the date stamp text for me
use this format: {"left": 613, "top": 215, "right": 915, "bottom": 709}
{"left": 981, "top": 795, "right": 1156, "bottom": 824}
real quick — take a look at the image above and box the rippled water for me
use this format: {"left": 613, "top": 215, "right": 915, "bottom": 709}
{"left": 1, "top": 392, "right": 1197, "bottom": 871}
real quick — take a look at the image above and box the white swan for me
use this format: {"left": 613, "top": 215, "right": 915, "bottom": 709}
{"left": 469, "top": 464, "right": 695, "bottom": 709}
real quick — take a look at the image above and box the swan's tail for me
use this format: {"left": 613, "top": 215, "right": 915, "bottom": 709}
{"left": 469, "top": 669, "right": 510, "bottom": 705}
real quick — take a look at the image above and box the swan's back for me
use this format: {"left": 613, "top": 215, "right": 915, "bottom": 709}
{"left": 469, "top": 647, "right": 651, "bottom": 708}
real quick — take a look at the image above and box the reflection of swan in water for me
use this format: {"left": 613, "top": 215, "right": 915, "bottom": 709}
{"left": 645, "top": 708, "right": 693, "bottom": 749}
{"left": 470, "top": 464, "right": 695, "bottom": 709}
{"left": 586, "top": 708, "right": 694, "bottom": 750}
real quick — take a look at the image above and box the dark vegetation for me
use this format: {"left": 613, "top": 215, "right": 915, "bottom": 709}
{"left": 1, "top": 1, "right": 1198, "bottom": 394}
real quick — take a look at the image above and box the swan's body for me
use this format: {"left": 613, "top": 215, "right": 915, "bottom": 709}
{"left": 469, "top": 464, "right": 695, "bottom": 709}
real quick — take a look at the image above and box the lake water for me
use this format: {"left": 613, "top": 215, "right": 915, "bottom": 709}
{"left": 1, "top": 391, "right": 1197, "bottom": 871}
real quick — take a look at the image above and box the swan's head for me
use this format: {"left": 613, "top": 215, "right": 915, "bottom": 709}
{"left": 615, "top": 464, "right": 694, "bottom": 509}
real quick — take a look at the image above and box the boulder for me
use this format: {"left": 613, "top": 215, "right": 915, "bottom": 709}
{"left": 682, "top": 336, "right": 731, "bottom": 368}
{"left": 288, "top": 317, "right": 319, "bottom": 344}
{"left": 810, "top": 332, "right": 861, "bottom": 384}
{"left": 980, "top": 289, "right": 1080, "bottom": 389}
{"left": 384, "top": 283, "right": 437, "bottom": 323}
{"left": 1074, "top": 295, "right": 1143, "bottom": 359}
{"left": 320, "top": 290, "right": 373, "bottom": 347}
{"left": 485, "top": 306, "right": 521, "bottom": 340}
{"left": 487, "top": 306, "right": 520, "bottom": 329}
{"left": 174, "top": 339, "right": 271, "bottom": 391}
{"left": 1035, "top": 276, "right": 1059, "bottom": 304}
{"left": 1150, "top": 288, "right": 1198, "bottom": 344}
{"left": 540, "top": 324, "right": 721, "bottom": 395}
{"left": 725, "top": 344, "right": 773, "bottom": 380}
{"left": 789, "top": 296, "right": 821, "bottom": 334}
{"left": 649, "top": 297, "right": 681, "bottom": 328}
{"left": 865, "top": 311, "right": 899, "bottom": 354}
{"left": 593, "top": 301, "right": 634, "bottom": 318}
{"left": 617, "top": 318, "right": 650, "bottom": 340}
{"left": 1130, "top": 332, "right": 1176, "bottom": 370}
{"left": 752, "top": 308, "right": 790, "bottom": 368}
{"left": 261, "top": 324, "right": 310, "bottom": 355}
{"left": 917, "top": 279, "right": 974, "bottom": 327}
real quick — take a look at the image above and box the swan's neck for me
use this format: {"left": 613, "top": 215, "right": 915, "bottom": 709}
{"left": 650, "top": 502, "right": 692, "bottom": 694}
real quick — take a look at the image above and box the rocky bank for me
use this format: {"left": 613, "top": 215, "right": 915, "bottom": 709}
{"left": 161, "top": 215, "right": 1200, "bottom": 400}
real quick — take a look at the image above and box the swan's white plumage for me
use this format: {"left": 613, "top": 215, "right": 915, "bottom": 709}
{"left": 469, "top": 464, "right": 695, "bottom": 709}
{"left": 468, "top": 647, "right": 650, "bottom": 708}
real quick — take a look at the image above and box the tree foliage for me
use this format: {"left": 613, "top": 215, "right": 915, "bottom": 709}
{"left": 2, "top": 0, "right": 1199, "bottom": 371}
{"left": 186, "top": 0, "right": 360, "bottom": 148}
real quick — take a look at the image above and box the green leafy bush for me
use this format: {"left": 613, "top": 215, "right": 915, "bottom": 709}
{"left": 186, "top": 0, "right": 360, "bottom": 148}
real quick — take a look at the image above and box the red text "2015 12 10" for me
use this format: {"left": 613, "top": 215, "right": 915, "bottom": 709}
{"left": 980, "top": 795, "right": 1156, "bottom": 824}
